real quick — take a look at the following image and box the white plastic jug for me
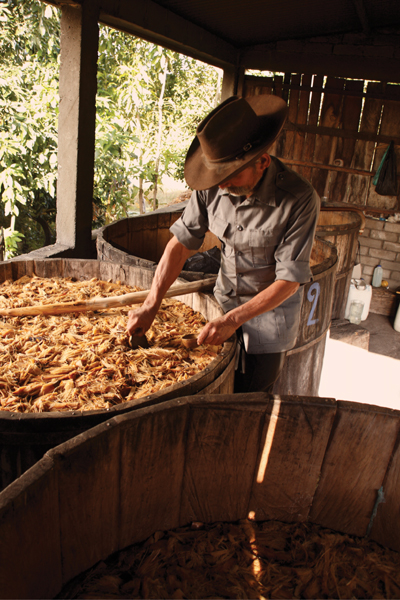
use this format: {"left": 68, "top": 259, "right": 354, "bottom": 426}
{"left": 394, "top": 302, "right": 400, "bottom": 333}
{"left": 345, "top": 282, "right": 372, "bottom": 321}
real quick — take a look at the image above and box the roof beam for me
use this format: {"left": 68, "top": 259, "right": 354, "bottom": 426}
{"left": 242, "top": 44, "right": 400, "bottom": 84}
{"left": 44, "top": 0, "right": 237, "bottom": 68}
{"left": 54, "top": 0, "right": 236, "bottom": 69}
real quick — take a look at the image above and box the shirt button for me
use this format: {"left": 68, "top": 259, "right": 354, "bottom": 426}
{"left": 237, "top": 251, "right": 242, "bottom": 256}
{"left": 237, "top": 225, "right": 243, "bottom": 231}
{"left": 278, "top": 173, "right": 284, "bottom": 180}
{"left": 238, "top": 273, "right": 243, "bottom": 278}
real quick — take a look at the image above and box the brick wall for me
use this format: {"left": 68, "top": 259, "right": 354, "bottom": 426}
{"left": 359, "top": 217, "right": 400, "bottom": 291}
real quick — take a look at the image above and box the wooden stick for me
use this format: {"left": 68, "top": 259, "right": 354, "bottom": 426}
{"left": 0, "top": 276, "right": 217, "bottom": 317}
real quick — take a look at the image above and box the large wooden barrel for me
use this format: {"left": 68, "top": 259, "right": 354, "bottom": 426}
{"left": 273, "top": 236, "right": 337, "bottom": 396}
{"left": 316, "top": 208, "right": 364, "bottom": 319}
{"left": 96, "top": 202, "right": 220, "bottom": 281}
{"left": 0, "top": 259, "right": 235, "bottom": 491}
{"left": 0, "top": 393, "right": 399, "bottom": 599}
{"left": 97, "top": 206, "right": 338, "bottom": 396}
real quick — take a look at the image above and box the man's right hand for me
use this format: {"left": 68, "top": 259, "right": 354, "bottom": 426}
{"left": 126, "top": 305, "right": 158, "bottom": 337}
{"left": 125, "top": 236, "right": 192, "bottom": 338}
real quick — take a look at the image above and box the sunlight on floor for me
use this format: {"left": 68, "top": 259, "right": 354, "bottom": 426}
{"left": 319, "top": 335, "right": 400, "bottom": 410}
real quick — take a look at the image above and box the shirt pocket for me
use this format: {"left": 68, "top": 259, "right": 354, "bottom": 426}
{"left": 249, "top": 229, "right": 280, "bottom": 266}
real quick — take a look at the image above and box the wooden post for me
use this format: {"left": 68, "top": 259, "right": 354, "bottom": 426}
{"left": 221, "top": 65, "right": 245, "bottom": 100}
{"left": 56, "top": 1, "right": 100, "bottom": 257}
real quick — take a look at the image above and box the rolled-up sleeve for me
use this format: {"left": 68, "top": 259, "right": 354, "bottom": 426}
{"left": 170, "top": 190, "right": 210, "bottom": 250}
{"left": 274, "top": 188, "right": 320, "bottom": 284}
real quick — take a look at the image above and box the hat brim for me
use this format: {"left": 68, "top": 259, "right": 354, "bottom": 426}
{"left": 184, "top": 95, "right": 288, "bottom": 191}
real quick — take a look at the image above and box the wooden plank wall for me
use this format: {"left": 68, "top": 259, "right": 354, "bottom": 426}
{"left": 244, "top": 74, "right": 400, "bottom": 212}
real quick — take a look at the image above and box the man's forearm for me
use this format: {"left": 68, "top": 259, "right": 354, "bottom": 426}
{"left": 142, "top": 236, "right": 192, "bottom": 312}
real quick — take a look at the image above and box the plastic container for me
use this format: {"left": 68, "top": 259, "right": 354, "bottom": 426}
{"left": 394, "top": 302, "right": 400, "bottom": 333}
{"left": 344, "top": 282, "right": 372, "bottom": 321}
{"left": 348, "top": 300, "right": 364, "bottom": 325}
{"left": 372, "top": 265, "right": 383, "bottom": 287}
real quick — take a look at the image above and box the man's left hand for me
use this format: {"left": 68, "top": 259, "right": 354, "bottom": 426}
{"left": 197, "top": 316, "right": 237, "bottom": 346}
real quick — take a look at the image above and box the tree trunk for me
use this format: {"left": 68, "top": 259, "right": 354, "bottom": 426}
{"left": 152, "top": 55, "right": 168, "bottom": 211}
{"left": 138, "top": 176, "right": 145, "bottom": 214}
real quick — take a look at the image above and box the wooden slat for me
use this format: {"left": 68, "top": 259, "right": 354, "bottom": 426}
{"left": 63, "top": 258, "right": 101, "bottom": 280}
{"left": 198, "top": 354, "right": 235, "bottom": 395}
{"left": 311, "top": 77, "right": 346, "bottom": 197}
{"left": 0, "top": 262, "right": 13, "bottom": 284}
{"left": 292, "top": 73, "right": 312, "bottom": 179}
{"left": 9, "top": 260, "right": 36, "bottom": 280}
{"left": 347, "top": 81, "right": 384, "bottom": 206}
{"left": 249, "top": 396, "right": 337, "bottom": 522}
{"left": 34, "top": 258, "right": 65, "bottom": 279}
{"left": 271, "top": 75, "right": 285, "bottom": 157}
{"left": 309, "top": 401, "right": 400, "bottom": 537}
{"left": 180, "top": 395, "right": 269, "bottom": 524}
{"left": 0, "top": 455, "right": 61, "bottom": 599}
{"left": 301, "top": 74, "right": 324, "bottom": 182}
{"left": 118, "top": 404, "right": 188, "bottom": 550}
{"left": 329, "top": 79, "right": 364, "bottom": 202}
{"left": 282, "top": 73, "right": 301, "bottom": 165}
{"left": 370, "top": 427, "right": 400, "bottom": 552}
{"left": 51, "top": 421, "right": 121, "bottom": 586}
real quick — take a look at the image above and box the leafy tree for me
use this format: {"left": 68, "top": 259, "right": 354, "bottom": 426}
{"left": 1, "top": 0, "right": 222, "bottom": 254}
{"left": 0, "top": 0, "right": 60, "bottom": 256}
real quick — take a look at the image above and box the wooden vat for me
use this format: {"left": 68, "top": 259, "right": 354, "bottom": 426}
{"left": 97, "top": 205, "right": 338, "bottom": 396}
{"left": 316, "top": 209, "right": 363, "bottom": 319}
{"left": 0, "top": 393, "right": 399, "bottom": 599}
{"left": 96, "top": 202, "right": 220, "bottom": 281}
{"left": 273, "top": 236, "right": 337, "bottom": 397}
{"left": 0, "top": 259, "right": 235, "bottom": 492}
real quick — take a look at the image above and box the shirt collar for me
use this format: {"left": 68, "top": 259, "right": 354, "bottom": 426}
{"left": 250, "top": 158, "right": 279, "bottom": 207}
{"left": 216, "top": 157, "right": 280, "bottom": 206}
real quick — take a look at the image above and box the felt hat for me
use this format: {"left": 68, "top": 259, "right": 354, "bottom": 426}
{"left": 184, "top": 95, "right": 288, "bottom": 190}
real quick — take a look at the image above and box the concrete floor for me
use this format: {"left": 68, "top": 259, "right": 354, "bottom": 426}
{"left": 360, "top": 312, "right": 400, "bottom": 360}
{"left": 319, "top": 312, "right": 400, "bottom": 410}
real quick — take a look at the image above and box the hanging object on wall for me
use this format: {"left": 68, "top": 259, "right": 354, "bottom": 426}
{"left": 373, "top": 141, "right": 398, "bottom": 196}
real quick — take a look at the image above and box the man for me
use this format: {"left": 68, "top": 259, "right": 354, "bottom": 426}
{"left": 127, "top": 94, "right": 320, "bottom": 393}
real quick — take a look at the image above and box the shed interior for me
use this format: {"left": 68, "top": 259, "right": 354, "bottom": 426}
{"left": 32, "top": 0, "right": 400, "bottom": 259}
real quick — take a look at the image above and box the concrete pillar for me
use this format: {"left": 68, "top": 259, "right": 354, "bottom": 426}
{"left": 221, "top": 65, "right": 245, "bottom": 100}
{"left": 56, "top": 1, "right": 100, "bottom": 257}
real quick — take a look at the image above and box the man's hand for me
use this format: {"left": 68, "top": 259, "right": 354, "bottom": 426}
{"left": 197, "top": 314, "right": 238, "bottom": 346}
{"left": 126, "top": 305, "right": 158, "bottom": 337}
{"left": 125, "top": 236, "right": 192, "bottom": 338}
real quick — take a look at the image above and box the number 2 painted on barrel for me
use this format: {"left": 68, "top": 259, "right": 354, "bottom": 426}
{"left": 307, "top": 282, "right": 320, "bottom": 326}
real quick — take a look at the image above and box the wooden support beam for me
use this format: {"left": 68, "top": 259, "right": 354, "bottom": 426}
{"left": 99, "top": 0, "right": 237, "bottom": 70}
{"left": 351, "top": 0, "right": 371, "bottom": 36}
{"left": 56, "top": 2, "right": 99, "bottom": 257}
{"left": 285, "top": 121, "right": 400, "bottom": 146}
{"left": 242, "top": 46, "right": 400, "bottom": 84}
{"left": 221, "top": 65, "right": 245, "bottom": 100}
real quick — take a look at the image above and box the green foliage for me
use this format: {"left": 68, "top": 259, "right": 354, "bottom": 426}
{"left": 0, "top": 0, "right": 59, "bottom": 256}
{"left": 1, "top": 0, "right": 221, "bottom": 253}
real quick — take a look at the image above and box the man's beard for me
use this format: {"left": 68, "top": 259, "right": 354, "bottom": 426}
{"left": 221, "top": 185, "right": 253, "bottom": 196}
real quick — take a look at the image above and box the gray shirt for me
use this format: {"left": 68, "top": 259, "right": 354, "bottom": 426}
{"left": 170, "top": 156, "right": 320, "bottom": 353}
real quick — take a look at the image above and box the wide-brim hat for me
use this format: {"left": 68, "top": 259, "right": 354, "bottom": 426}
{"left": 184, "top": 95, "right": 288, "bottom": 191}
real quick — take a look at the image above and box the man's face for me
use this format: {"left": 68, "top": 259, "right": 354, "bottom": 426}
{"left": 219, "top": 154, "right": 270, "bottom": 197}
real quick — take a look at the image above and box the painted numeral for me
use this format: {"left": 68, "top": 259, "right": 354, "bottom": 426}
{"left": 307, "top": 282, "right": 320, "bottom": 326}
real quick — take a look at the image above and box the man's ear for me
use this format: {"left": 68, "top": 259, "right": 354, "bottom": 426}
{"left": 258, "top": 153, "right": 271, "bottom": 171}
